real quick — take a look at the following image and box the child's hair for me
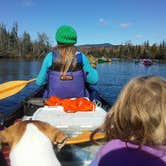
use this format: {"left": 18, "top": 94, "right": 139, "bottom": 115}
{"left": 55, "top": 44, "right": 77, "bottom": 76}
{"left": 92, "top": 76, "right": 166, "bottom": 146}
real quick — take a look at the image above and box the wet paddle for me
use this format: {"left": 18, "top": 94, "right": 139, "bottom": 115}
{"left": 66, "top": 131, "right": 105, "bottom": 144}
{"left": 0, "top": 78, "right": 36, "bottom": 100}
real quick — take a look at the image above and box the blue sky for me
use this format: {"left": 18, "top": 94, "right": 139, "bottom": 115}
{"left": 0, "top": 0, "right": 166, "bottom": 46}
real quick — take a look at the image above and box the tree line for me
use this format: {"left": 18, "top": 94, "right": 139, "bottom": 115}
{"left": 0, "top": 23, "right": 51, "bottom": 59}
{"left": 81, "top": 40, "right": 166, "bottom": 60}
{"left": 0, "top": 23, "right": 166, "bottom": 60}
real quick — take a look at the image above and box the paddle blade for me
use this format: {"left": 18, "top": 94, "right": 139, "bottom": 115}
{"left": 0, "top": 78, "right": 36, "bottom": 100}
{"left": 66, "top": 131, "right": 105, "bottom": 145}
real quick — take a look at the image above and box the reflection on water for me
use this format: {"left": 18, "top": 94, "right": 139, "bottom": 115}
{"left": 0, "top": 59, "right": 41, "bottom": 83}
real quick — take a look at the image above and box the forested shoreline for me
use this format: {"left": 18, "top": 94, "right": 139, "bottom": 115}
{"left": 0, "top": 23, "right": 51, "bottom": 59}
{"left": 0, "top": 23, "right": 166, "bottom": 60}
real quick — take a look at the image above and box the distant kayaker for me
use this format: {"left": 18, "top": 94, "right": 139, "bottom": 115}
{"left": 36, "top": 25, "right": 98, "bottom": 98}
{"left": 90, "top": 76, "right": 166, "bottom": 166}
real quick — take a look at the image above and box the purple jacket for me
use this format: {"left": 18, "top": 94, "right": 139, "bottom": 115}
{"left": 89, "top": 139, "right": 166, "bottom": 166}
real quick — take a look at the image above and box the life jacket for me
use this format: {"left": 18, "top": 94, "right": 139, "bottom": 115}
{"left": 43, "top": 50, "right": 89, "bottom": 98}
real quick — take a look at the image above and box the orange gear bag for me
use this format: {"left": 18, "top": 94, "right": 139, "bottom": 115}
{"left": 44, "top": 96, "right": 96, "bottom": 113}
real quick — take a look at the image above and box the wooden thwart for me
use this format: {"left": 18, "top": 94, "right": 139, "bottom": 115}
{"left": 66, "top": 131, "right": 105, "bottom": 144}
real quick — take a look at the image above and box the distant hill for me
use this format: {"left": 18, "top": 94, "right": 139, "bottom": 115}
{"left": 78, "top": 43, "right": 114, "bottom": 48}
{"left": 77, "top": 43, "right": 116, "bottom": 55}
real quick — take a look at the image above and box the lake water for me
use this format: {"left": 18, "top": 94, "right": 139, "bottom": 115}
{"left": 96, "top": 59, "right": 166, "bottom": 104}
{"left": 0, "top": 58, "right": 166, "bottom": 165}
{"left": 0, "top": 58, "right": 166, "bottom": 119}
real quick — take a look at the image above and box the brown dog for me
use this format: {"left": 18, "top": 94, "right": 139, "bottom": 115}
{"left": 0, "top": 120, "right": 68, "bottom": 166}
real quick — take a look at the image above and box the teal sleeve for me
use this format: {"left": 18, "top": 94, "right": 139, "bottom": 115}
{"left": 36, "top": 52, "right": 53, "bottom": 86}
{"left": 82, "top": 54, "right": 99, "bottom": 84}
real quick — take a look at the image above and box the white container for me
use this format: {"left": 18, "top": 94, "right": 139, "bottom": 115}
{"left": 31, "top": 106, "right": 107, "bottom": 137}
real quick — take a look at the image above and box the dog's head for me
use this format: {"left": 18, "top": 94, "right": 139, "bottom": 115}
{"left": 0, "top": 120, "right": 68, "bottom": 151}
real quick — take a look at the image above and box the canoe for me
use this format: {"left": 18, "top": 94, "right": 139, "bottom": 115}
{"left": 143, "top": 59, "right": 153, "bottom": 66}
{"left": 0, "top": 86, "right": 111, "bottom": 165}
{"left": 98, "top": 57, "right": 112, "bottom": 63}
{"left": 1, "top": 86, "right": 111, "bottom": 127}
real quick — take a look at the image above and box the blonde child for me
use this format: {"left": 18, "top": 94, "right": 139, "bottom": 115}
{"left": 90, "top": 76, "right": 166, "bottom": 166}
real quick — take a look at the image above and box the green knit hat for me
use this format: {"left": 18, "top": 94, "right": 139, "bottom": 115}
{"left": 55, "top": 25, "right": 77, "bottom": 44}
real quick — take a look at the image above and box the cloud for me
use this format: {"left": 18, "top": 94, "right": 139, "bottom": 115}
{"left": 135, "top": 34, "right": 143, "bottom": 39}
{"left": 120, "top": 23, "right": 131, "bottom": 29}
{"left": 99, "top": 18, "right": 108, "bottom": 25}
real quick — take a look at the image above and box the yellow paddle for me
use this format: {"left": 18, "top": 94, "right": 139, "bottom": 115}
{"left": 66, "top": 131, "right": 105, "bottom": 144}
{"left": 0, "top": 78, "right": 36, "bottom": 100}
